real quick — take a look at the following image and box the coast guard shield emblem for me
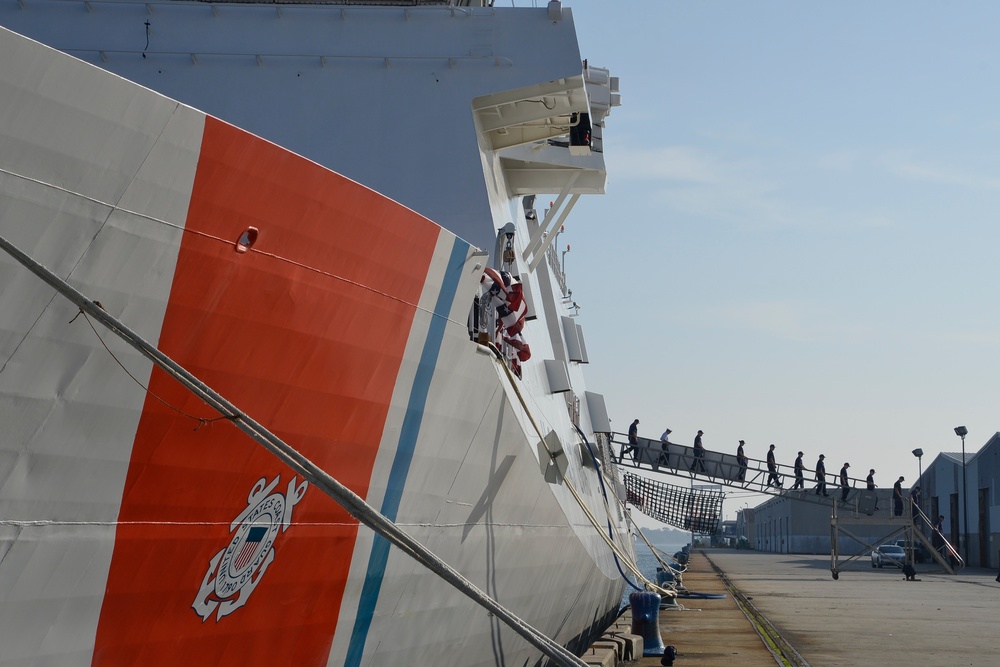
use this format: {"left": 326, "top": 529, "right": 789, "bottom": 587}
{"left": 193, "top": 475, "right": 307, "bottom": 621}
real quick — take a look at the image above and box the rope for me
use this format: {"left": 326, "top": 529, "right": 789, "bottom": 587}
{"left": 73, "top": 308, "right": 230, "bottom": 429}
{"left": 574, "top": 425, "right": 642, "bottom": 593}
{"left": 0, "top": 233, "right": 589, "bottom": 667}
{"left": 490, "top": 344, "right": 676, "bottom": 599}
{"left": 627, "top": 512, "right": 686, "bottom": 585}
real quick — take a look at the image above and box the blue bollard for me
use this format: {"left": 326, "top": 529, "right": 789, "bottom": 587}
{"left": 629, "top": 591, "right": 665, "bottom": 656}
{"left": 655, "top": 567, "right": 675, "bottom": 587}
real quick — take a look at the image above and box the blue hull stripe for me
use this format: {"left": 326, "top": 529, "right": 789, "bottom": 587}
{"left": 345, "top": 238, "right": 469, "bottom": 666}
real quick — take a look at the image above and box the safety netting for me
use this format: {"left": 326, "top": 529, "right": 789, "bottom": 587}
{"left": 623, "top": 472, "right": 725, "bottom": 535}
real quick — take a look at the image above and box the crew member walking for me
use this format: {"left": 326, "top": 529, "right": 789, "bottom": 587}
{"left": 658, "top": 428, "right": 672, "bottom": 468}
{"left": 866, "top": 468, "right": 878, "bottom": 509}
{"left": 691, "top": 430, "right": 707, "bottom": 473}
{"left": 766, "top": 444, "right": 781, "bottom": 488}
{"left": 622, "top": 418, "right": 639, "bottom": 463}
{"left": 736, "top": 440, "right": 748, "bottom": 482}
{"left": 893, "top": 476, "right": 905, "bottom": 516}
{"left": 814, "top": 454, "right": 828, "bottom": 496}
{"left": 792, "top": 451, "right": 805, "bottom": 490}
{"left": 839, "top": 462, "right": 851, "bottom": 502}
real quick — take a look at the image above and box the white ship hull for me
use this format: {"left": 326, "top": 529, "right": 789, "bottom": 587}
{"left": 0, "top": 3, "right": 630, "bottom": 665}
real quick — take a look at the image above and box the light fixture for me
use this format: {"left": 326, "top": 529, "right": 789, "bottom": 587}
{"left": 912, "top": 449, "right": 924, "bottom": 506}
{"left": 954, "top": 426, "right": 968, "bottom": 563}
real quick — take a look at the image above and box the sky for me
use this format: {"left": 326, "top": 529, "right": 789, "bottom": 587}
{"left": 557, "top": 1, "right": 1000, "bottom": 524}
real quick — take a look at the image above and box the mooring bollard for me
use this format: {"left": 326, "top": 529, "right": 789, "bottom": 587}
{"left": 629, "top": 590, "right": 665, "bottom": 656}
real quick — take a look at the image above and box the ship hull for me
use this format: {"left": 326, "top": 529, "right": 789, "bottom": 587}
{"left": 0, "top": 21, "right": 628, "bottom": 667}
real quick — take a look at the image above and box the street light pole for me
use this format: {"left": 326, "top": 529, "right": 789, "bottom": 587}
{"left": 911, "top": 448, "right": 923, "bottom": 483}
{"left": 954, "top": 426, "right": 969, "bottom": 563}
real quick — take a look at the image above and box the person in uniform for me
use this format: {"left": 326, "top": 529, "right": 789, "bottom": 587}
{"left": 839, "top": 462, "right": 851, "bottom": 502}
{"left": 792, "top": 451, "right": 805, "bottom": 490}
{"left": 658, "top": 428, "right": 672, "bottom": 468}
{"left": 814, "top": 454, "right": 828, "bottom": 496}
{"left": 766, "top": 444, "right": 781, "bottom": 487}
{"left": 893, "top": 476, "right": 905, "bottom": 516}
{"left": 691, "top": 430, "right": 707, "bottom": 473}
{"left": 621, "top": 418, "right": 639, "bottom": 463}
{"left": 736, "top": 440, "right": 748, "bottom": 482}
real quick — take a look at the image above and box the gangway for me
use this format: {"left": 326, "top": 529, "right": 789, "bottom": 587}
{"left": 610, "top": 432, "right": 964, "bottom": 577}
{"left": 609, "top": 431, "right": 861, "bottom": 507}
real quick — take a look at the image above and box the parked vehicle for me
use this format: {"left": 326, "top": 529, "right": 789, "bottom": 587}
{"left": 894, "top": 539, "right": 929, "bottom": 563}
{"left": 871, "top": 544, "right": 906, "bottom": 568}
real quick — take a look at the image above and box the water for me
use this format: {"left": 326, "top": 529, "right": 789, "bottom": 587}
{"left": 620, "top": 543, "right": 689, "bottom": 608}
{"left": 633, "top": 544, "right": 689, "bottom": 578}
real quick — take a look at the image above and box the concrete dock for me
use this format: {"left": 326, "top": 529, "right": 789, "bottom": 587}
{"left": 596, "top": 548, "right": 1000, "bottom": 666}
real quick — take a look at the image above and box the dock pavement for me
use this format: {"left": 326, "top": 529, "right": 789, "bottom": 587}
{"left": 595, "top": 548, "right": 1000, "bottom": 666}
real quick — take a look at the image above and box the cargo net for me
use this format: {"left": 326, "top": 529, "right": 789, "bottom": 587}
{"left": 623, "top": 472, "right": 724, "bottom": 535}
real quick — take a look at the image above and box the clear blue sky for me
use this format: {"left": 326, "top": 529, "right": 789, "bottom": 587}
{"left": 561, "top": 1, "right": 1000, "bottom": 523}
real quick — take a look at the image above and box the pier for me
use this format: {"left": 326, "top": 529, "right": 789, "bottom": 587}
{"left": 593, "top": 549, "right": 1000, "bottom": 666}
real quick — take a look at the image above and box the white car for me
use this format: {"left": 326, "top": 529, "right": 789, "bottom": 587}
{"left": 871, "top": 544, "right": 906, "bottom": 568}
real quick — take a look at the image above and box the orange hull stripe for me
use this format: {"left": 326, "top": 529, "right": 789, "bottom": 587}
{"left": 93, "top": 117, "right": 441, "bottom": 665}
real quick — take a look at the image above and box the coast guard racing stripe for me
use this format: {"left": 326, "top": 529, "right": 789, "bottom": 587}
{"left": 92, "top": 116, "right": 443, "bottom": 666}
